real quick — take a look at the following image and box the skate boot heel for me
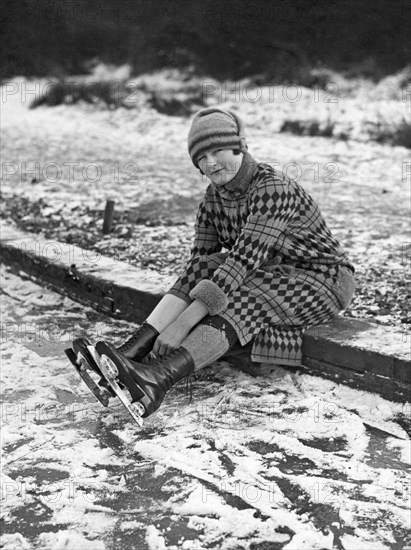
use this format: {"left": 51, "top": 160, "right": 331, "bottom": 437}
{"left": 65, "top": 347, "right": 112, "bottom": 407}
{"left": 99, "top": 350, "right": 157, "bottom": 417}
{"left": 71, "top": 338, "right": 117, "bottom": 397}
{"left": 95, "top": 350, "right": 145, "bottom": 427}
{"left": 73, "top": 338, "right": 101, "bottom": 373}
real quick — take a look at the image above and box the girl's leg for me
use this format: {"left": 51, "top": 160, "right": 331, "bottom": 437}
{"left": 117, "top": 294, "right": 190, "bottom": 360}
{"left": 145, "top": 294, "right": 191, "bottom": 333}
{"left": 95, "top": 315, "right": 239, "bottom": 417}
{"left": 180, "top": 315, "right": 238, "bottom": 371}
{"left": 119, "top": 253, "right": 227, "bottom": 360}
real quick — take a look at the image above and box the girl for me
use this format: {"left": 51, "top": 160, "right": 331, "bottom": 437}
{"left": 72, "top": 107, "right": 355, "bottom": 419}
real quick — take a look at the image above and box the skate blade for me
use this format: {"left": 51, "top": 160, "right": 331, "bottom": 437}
{"left": 99, "top": 354, "right": 144, "bottom": 427}
{"left": 87, "top": 345, "right": 103, "bottom": 369}
{"left": 65, "top": 348, "right": 111, "bottom": 407}
{"left": 85, "top": 345, "right": 123, "bottom": 396}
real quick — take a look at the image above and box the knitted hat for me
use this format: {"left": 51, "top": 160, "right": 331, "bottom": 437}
{"left": 187, "top": 108, "right": 248, "bottom": 168}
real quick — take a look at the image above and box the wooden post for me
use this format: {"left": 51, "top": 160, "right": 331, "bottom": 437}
{"left": 102, "top": 200, "right": 115, "bottom": 235}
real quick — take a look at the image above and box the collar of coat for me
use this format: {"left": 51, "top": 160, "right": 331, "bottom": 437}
{"left": 213, "top": 151, "right": 259, "bottom": 198}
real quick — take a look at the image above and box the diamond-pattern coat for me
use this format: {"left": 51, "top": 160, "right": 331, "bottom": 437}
{"left": 168, "top": 158, "right": 355, "bottom": 365}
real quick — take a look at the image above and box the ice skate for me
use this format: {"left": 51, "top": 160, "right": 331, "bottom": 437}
{"left": 65, "top": 337, "right": 145, "bottom": 426}
{"left": 65, "top": 322, "right": 160, "bottom": 421}
{"left": 95, "top": 341, "right": 195, "bottom": 419}
{"left": 65, "top": 337, "right": 117, "bottom": 406}
{"left": 116, "top": 321, "right": 160, "bottom": 360}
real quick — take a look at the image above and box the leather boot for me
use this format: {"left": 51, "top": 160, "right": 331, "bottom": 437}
{"left": 95, "top": 341, "right": 195, "bottom": 418}
{"left": 116, "top": 321, "right": 159, "bottom": 361}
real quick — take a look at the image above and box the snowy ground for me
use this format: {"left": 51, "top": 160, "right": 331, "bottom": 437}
{"left": 1, "top": 266, "right": 410, "bottom": 549}
{"left": 1, "top": 75, "right": 410, "bottom": 326}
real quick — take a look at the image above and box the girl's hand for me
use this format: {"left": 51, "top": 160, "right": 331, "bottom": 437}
{"left": 152, "top": 319, "right": 191, "bottom": 358}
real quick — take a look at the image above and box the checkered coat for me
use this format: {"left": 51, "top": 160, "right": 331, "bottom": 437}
{"left": 168, "top": 154, "right": 355, "bottom": 366}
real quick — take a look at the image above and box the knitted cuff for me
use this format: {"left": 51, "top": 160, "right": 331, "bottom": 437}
{"left": 189, "top": 280, "right": 228, "bottom": 316}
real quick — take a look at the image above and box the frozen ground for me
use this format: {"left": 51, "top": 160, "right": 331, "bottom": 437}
{"left": 1, "top": 266, "right": 410, "bottom": 549}
{"left": 1, "top": 76, "right": 410, "bottom": 326}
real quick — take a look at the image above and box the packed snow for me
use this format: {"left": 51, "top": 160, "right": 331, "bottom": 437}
{"left": 1, "top": 267, "right": 409, "bottom": 549}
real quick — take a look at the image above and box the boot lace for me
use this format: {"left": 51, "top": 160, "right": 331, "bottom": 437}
{"left": 118, "top": 327, "right": 145, "bottom": 354}
{"left": 161, "top": 348, "right": 194, "bottom": 404}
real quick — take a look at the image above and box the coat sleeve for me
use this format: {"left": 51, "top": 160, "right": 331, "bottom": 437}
{"left": 189, "top": 176, "right": 297, "bottom": 315}
{"left": 165, "top": 190, "right": 222, "bottom": 305}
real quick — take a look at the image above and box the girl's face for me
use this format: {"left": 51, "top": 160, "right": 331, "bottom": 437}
{"left": 197, "top": 149, "right": 242, "bottom": 185}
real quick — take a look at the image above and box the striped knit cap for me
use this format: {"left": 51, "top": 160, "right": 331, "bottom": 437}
{"left": 187, "top": 108, "right": 248, "bottom": 168}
